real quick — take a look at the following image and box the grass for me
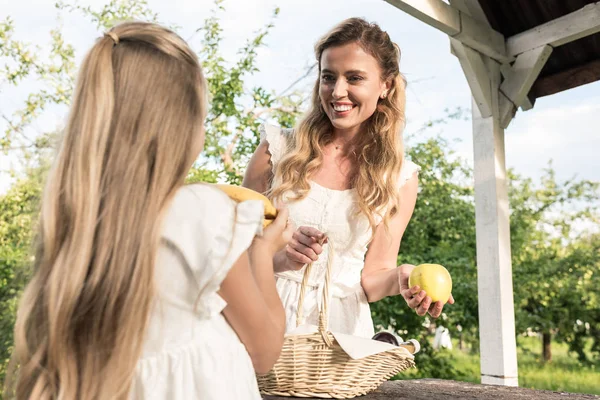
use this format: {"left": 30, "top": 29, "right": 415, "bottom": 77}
{"left": 399, "top": 336, "right": 600, "bottom": 395}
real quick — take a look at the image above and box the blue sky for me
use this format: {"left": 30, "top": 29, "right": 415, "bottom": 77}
{"left": 2, "top": 0, "right": 599, "bottom": 195}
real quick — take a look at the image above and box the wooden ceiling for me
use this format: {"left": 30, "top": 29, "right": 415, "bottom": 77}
{"left": 478, "top": 0, "right": 600, "bottom": 99}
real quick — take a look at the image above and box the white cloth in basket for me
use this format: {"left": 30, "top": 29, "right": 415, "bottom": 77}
{"left": 130, "top": 184, "right": 264, "bottom": 400}
{"left": 261, "top": 124, "right": 421, "bottom": 338}
{"left": 288, "top": 324, "right": 416, "bottom": 360}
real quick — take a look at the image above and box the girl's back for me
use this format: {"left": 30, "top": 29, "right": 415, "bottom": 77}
{"left": 131, "top": 184, "right": 263, "bottom": 399}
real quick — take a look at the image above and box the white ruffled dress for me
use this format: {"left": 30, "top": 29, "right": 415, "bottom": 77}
{"left": 130, "top": 184, "right": 264, "bottom": 400}
{"left": 261, "top": 124, "right": 420, "bottom": 338}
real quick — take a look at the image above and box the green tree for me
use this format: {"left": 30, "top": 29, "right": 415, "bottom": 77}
{"left": 509, "top": 166, "right": 599, "bottom": 363}
{"left": 0, "top": 164, "right": 47, "bottom": 385}
{"left": 190, "top": 0, "right": 305, "bottom": 184}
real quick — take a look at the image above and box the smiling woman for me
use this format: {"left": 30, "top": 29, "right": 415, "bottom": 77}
{"left": 243, "top": 17, "right": 455, "bottom": 338}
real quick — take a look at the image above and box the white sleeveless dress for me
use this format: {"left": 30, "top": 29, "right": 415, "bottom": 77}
{"left": 130, "top": 184, "right": 264, "bottom": 399}
{"left": 261, "top": 124, "right": 420, "bottom": 338}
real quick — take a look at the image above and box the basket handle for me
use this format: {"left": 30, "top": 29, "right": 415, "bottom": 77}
{"left": 295, "top": 236, "right": 335, "bottom": 345}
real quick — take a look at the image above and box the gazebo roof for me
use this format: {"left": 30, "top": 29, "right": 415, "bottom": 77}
{"left": 386, "top": 0, "right": 600, "bottom": 125}
{"left": 478, "top": 0, "right": 600, "bottom": 100}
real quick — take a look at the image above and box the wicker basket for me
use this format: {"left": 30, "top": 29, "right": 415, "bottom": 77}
{"left": 257, "top": 242, "right": 416, "bottom": 398}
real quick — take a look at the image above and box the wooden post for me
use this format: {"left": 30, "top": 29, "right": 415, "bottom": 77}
{"left": 449, "top": 2, "right": 520, "bottom": 385}
{"left": 471, "top": 59, "right": 519, "bottom": 386}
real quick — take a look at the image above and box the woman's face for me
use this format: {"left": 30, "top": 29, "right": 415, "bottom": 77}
{"left": 319, "top": 42, "right": 390, "bottom": 135}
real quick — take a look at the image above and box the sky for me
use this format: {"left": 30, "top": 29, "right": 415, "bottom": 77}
{"left": 1, "top": 0, "right": 599, "bottom": 195}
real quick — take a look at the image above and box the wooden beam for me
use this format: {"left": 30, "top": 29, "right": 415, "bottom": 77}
{"left": 501, "top": 44, "right": 552, "bottom": 105}
{"left": 385, "top": 0, "right": 461, "bottom": 35}
{"left": 456, "top": 13, "right": 508, "bottom": 63}
{"left": 498, "top": 92, "right": 516, "bottom": 129}
{"left": 500, "top": 64, "right": 536, "bottom": 111}
{"left": 499, "top": 45, "right": 553, "bottom": 127}
{"left": 507, "top": 2, "right": 600, "bottom": 57}
{"left": 451, "top": 39, "right": 492, "bottom": 117}
{"left": 520, "top": 96, "right": 535, "bottom": 111}
{"left": 471, "top": 60, "right": 519, "bottom": 386}
{"left": 452, "top": 1, "right": 530, "bottom": 114}
{"left": 530, "top": 59, "right": 600, "bottom": 98}
{"left": 449, "top": 0, "right": 490, "bottom": 25}
{"left": 384, "top": 0, "right": 510, "bottom": 62}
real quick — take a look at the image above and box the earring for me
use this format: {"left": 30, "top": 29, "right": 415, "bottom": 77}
{"left": 381, "top": 92, "right": 387, "bottom": 99}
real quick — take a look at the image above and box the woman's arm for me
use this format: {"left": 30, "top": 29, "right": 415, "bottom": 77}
{"left": 243, "top": 139, "right": 294, "bottom": 274}
{"left": 360, "top": 172, "right": 418, "bottom": 303}
{"left": 360, "top": 172, "right": 454, "bottom": 318}
{"left": 242, "top": 139, "right": 273, "bottom": 195}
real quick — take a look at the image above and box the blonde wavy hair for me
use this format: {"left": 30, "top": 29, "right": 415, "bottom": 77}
{"left": 271, "top": 18, "right": 406, "bottom": 232}
{"left": 5, "top": 22, "right": 207, "bottom": 399}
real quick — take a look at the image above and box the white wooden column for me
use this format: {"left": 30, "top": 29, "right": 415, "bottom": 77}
{"left": 448, "top": 1, "right": 519, "bottom": 386}
{"left": 471, "top": 59, "right": 519, "bottom": 387}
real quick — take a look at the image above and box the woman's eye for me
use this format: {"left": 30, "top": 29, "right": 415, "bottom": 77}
{"left": 321, "top": 75, "right": 335, "bottom": 82}
{"left": 349, "top": 75, "right": 364, "bottom": 82}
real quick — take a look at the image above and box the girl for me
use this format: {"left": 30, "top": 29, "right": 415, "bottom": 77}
{"left": 244, "top": 18, "right": 454, "bottom": 338}
{"left": 6, "top": 21, "right": 291, "bottom": 400}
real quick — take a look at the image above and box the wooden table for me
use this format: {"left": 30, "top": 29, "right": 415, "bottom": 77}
{"left": 263, "top": 379, "right": 599, "bottom": 399}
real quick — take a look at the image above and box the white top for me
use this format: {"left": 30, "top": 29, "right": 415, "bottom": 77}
{"left": 130, "top": 184, "right": 264, "bottom": 400}
{"left": 261, "top": 124, "right": 420, "bottom": 338}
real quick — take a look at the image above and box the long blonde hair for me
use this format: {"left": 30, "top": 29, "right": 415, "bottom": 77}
{"left": 6, "top": 22, "right": 207, "bottom": 399}
{"left": 271, "top": 18, "right": 406, "bottom": 231}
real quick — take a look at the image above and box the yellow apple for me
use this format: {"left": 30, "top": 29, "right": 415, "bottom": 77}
{"left": 408, "top": 264, "right": 452, "bottom": 304}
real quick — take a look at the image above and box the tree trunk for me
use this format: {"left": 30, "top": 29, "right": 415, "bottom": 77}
{"left": 542, "top": 332, "right": 552, "bottom": 362}
{"left": 459, "top": 333, "right": 464, "bottom": 350}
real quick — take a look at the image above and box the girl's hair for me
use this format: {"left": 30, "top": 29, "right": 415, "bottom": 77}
{"left": 6, "top": 21, "right": 207, "bottom": 399}
{"left": 271, "top": 17, "right": 406, "bottom": 232}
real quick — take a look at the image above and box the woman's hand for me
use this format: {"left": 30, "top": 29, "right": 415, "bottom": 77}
{"left": 281, "top": 226, "right": 326, "bottom": 271}
{"left": 397, "top": 264, "right": 455, "bottom": 318}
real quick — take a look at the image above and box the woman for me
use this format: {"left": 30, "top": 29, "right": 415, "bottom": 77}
{"left": 243, "top": 18, "right": 453, "bottom": 337}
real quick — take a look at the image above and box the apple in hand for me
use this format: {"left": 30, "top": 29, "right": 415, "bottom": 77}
{"left": 408, "top": 263, "right": 452, "bottom": 304}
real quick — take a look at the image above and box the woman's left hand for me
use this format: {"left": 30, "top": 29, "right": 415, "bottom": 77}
{"left": 397, "top": 264, "right": 455, "bottom": 318}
